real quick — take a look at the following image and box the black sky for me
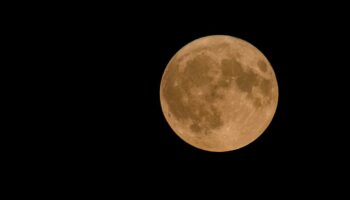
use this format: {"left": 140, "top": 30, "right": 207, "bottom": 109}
{"left": 77, "top": 12, "right": 346, "bottom": 182}
{"left": 20, "top": 3, "right": 349, "bottom": 195}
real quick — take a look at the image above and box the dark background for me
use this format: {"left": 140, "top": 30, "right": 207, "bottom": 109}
{"left": 10, "top": 2, "right": 349, "bottom": 196}
{"left": 80, "top": 7, "right": 347, "bottom": 188}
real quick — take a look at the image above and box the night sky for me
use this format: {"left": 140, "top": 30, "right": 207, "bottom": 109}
{"left": 20, "top": 3, "right": 348, "bottom": 195}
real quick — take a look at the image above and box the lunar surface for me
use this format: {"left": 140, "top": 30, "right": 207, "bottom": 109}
{"left": 160, "top": 35, "right": 278, "bottom": 152}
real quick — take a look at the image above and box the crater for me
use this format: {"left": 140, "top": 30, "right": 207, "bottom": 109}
{"left": 220, "top": 56, "right": 264, "bottom": 95}
{"left": 209, "top": 42, "right": 230, "bottom": 52}
{"left": 182, "top": 54, "right": 214, "bottom": 88}
{"left": 206, "top": 106, "right": 223, "bottom": 129}
{"left": 235, "top": 69, "right": 259, "bottom": 93}
{"left": 258, "top": 59, "right": 268, "bottom": 72}
{"left": 260, "top": 78, "right": 272, "bottom": 96}
{"left": 190, "top": 123, "right": 202, "bottom": 133}
{"left": 220, "top": 57, "right": 244, "bottom": 79}
{"left": 189, "top": 105, "right": 224, "bottom": 135}
{"left": 162, "top": 55, "right": 224, "bottom": 136}
{"left": 162, "top": 81, "right": 189, "bottom": 121}
{"left": 204, "top": 84, "right": 224, "bottom": 102}
{"left": 253, "top": 97, "right": 263, "bottom": 108}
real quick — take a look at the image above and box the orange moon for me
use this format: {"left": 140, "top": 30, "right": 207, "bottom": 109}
{"left": 160, "top": 35, "right": 278, "bottom": 152}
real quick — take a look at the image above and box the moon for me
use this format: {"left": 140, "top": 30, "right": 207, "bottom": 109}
{"left": 160, "top": 35, "right": 278, "bottom": 152}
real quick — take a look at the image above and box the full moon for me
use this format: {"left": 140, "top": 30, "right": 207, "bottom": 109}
{"left": 160, "top": 35, "right": 278, "bottom": 152}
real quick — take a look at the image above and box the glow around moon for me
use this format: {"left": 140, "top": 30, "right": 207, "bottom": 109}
{"left": 160, "top": 35, "right": 278, "bottom": 152}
